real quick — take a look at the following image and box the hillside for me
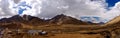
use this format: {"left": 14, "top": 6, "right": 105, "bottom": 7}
{"left": 0, "top": 14, "right": 98, "bottom": 25}
{"left": 105, "top": 16, "right": 120, "bottom": 25}
{"left": 1, "top": 15, "right": 120, "bottom": 38}
{"left": 48, "top": 14, "right": 93, "bottom": 25}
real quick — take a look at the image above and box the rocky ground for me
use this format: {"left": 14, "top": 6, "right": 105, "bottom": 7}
{"left": 0, "top": 15, "right": 120, "bottom": 38}
{"left": 0, "top": 24, "right": 120, "bottom": 38}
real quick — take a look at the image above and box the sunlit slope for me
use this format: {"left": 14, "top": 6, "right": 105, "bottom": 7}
{"left": 105, "top": 16, "right": 120, "bottom": 25}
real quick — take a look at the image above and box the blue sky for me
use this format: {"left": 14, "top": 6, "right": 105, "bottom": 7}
{"left": 16, "top": 1, "right": 32, "bottom": 15}
{"left": 106, "top": 0, "right": 120, "bottom": 7}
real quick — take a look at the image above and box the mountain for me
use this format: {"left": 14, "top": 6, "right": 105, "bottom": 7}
{"left": 80, "top": 16, "right": 106, "bottom": 23}
{"left": 105, "top": 16, "right": 120, "bottom": 25}
{"left": 0, "top": 15, "right": 23, "bottom": 23}
{"left": 0, "top": 14, "right": 99, "bottom": 26}
{"left": 48, "top": 14, "right": 92, "bottom": 25}
{"left": 22, "top": 15, "right": 47, "bottom": 25}
{"left": 0, "top": 15, "right": 47, "bottom": 25}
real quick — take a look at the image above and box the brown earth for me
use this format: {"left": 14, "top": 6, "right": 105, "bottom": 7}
{"left": 0, "top": 15, "right": 120, "bottom": 38}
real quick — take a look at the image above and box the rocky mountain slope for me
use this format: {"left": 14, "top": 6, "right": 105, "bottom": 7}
{"left": 2, "top": 14, "right": 119, "bottom": 38}
{"left": 105, "top": 16, "right": 120, "bottom": 25}
{"left": 48, "top": 14, "right": 92, "bottom": 25}
{"left": 0, "top": 14, "right": 97, "bottom": 25}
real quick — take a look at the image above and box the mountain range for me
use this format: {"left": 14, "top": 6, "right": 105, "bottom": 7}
{"left": 0, "top": 14, "right": 99, "bottom": 26}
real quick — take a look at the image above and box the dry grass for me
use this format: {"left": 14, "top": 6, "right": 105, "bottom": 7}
{"left": 1, "top": 22, "right": 120, "bottom": 38}
{"left": 49, "top": 33, "right": 103, "bottom": 38}
{"left": 9, "top": 33, "right": 103, "bottom": 38}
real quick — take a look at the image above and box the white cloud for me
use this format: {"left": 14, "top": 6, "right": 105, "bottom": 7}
{"left": 0, "top": 0, "right": 17, "bottom": 18}
{"left": 17, "top": 0, "right": 42, "bottom": 16}
{"left": 34, "top": 0, "right": 108, "bottom": 20}
{"left": 13, "top": 0, "right": 20, "bottom": 3}
{"left": 0, "top": 0, "right": 120, "bottom": 23}
{"left": 103, "top": 2, "right": 120, "bottom": 20}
